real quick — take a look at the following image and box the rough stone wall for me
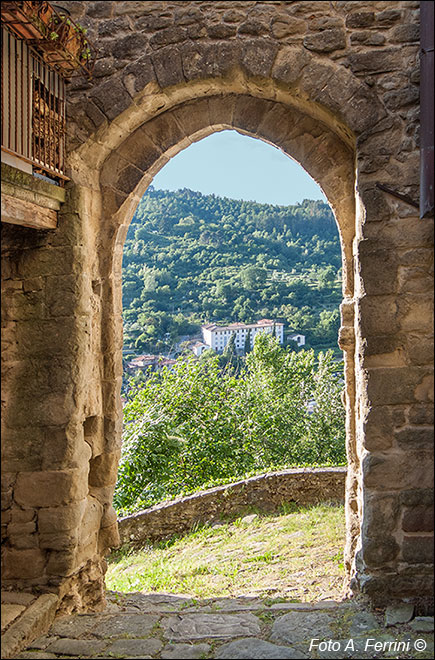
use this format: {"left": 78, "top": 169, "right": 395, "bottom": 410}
{"left": 118, "top": 468, "right": 346, "bottom": 547}
{"left": 1, "top": 0, "right": 433, "bottom": 612}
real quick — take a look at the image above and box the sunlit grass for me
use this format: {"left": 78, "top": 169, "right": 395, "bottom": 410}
{"left": 106, "top": 502, "right": 345, "bottom": 601}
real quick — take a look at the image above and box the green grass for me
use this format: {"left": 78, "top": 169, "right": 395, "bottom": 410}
{"left": 106, "top": 502, "right": 346, "bottom": 601}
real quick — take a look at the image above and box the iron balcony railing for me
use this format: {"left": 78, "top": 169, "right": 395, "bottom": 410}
{"left": 1, "top": 26, "right": 67, "bottom": 183}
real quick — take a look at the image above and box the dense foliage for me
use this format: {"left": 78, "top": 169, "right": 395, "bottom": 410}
{"left": 122, "top": 187, "right": 342, "bottom": 354}
{"left": 114, "top": 335, "right": 345, "bottom": 515}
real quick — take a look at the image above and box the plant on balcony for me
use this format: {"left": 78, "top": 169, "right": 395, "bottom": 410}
{"left": 40, "top": 13, "right": 92, "bottom": 72}
{"left": 1, "top": 1, "right": 54, "bottom": 41}
{"left": 1, "top": 1, "right": 95, "bottom": 77}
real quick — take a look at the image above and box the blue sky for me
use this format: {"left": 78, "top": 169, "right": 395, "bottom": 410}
{"left": 152, "top": 130, "right": 327, "bottom": 206}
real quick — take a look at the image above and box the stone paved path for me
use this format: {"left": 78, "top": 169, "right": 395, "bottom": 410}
{"left": 16, "top": 592, "right": 434, "bottom": 659}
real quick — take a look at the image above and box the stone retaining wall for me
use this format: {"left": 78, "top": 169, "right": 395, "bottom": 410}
{"left": 118, "top": 467, "right": 346, "bottom": 547}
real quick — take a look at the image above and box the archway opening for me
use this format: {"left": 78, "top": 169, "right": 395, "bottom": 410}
{"left": 107, "top": 128, "right": 349, "bottom": 603}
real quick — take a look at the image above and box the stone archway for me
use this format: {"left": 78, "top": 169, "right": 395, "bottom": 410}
{"left": 2, "top": 2, "right": 432, "bottom": 615}
{"left": 95, "top": 90, "right": 359, "bottom": 582}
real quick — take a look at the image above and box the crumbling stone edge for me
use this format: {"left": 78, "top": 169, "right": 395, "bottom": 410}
{"left": 1, "top": 593, "right": 58, "bottom": 660}
{"left": 118, "top": 467, "right": 346, "bottom": 547}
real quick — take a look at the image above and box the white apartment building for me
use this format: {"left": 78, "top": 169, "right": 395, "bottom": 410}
{"left": 201, "top": 319, "right": 284, "bottom": 353}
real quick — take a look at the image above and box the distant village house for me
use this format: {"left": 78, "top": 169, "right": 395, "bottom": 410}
{"left": 127, "top": 354, "right": 176, "bottom": 374}
{"left": 201, "top": 319, "right": 284, "bottom": 354}
{"left": 288, "top": 333, "right": 306, "bottom": 347}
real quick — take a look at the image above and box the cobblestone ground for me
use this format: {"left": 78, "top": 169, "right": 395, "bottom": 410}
{"left": 17, "top": 592, "right": 434, "bottom": 660}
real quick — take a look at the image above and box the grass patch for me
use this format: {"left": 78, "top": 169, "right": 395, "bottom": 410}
{"left": 106, "top": 502, "right": 345, "bottom": 601}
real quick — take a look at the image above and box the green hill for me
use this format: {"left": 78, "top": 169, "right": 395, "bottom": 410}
{"left": 122, "top": 187, "right": 342, "bottom": 354}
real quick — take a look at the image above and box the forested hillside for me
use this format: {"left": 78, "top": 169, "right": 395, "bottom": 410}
{"left": 122, "top": 187, "right": 342, "bottom": 354}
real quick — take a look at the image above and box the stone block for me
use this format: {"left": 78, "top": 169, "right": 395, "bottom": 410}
{"left": 399, "top": 297, "right": 434, "bottom": 333}
{"left": 362, "top": 492, "right": 401, "bottom": 536}
{"left": 39, "top": 530, "right": 79, "bottom": 551}
{"left": 222, "top": 9, "right": 245, "bottom": 23}
{"left": 45, "top": 550, "right": 78, "bottom": 577}
{"left": 362, "top": 406, "right": 404, "bottom": 451}
{"left": 272, "top": 47, "right": 310, "bottom": 86}
{"left": 10, "top": 508, "right": 35, "bottom": 524}
{"left": 113, "top": 33, "right": 149, "bottom": 60}
{"left": 7, "top": 521, "right": 36, "bottom": 536}
{"left": 347, "top": 48, "right": 401, "bottom": 74}
{"left": 400, "top": 489, "right": 434, "bottom": 508}
{"left": 151, "top": 46, "right": 184, "bottom": 88}
{"left": 9, "top": 532, "right": 39, "bottom": 550}
{"left": 181, "top": 41, "right": 239, "bottom": 82}
{"left": 1, "top": 427, "right": 45, "bottom": 472}
{"left": 140, "top": 113, "right": 186, "bottom": 157}
{"left": 113, "top": 1, "right": 154, "bottom": 16}
{"left": 170, "top": 99, "right": 211, "bottom": 142}
{"left": 409, "top": 617, "right": 435, "bottom": 633}
{"left": 0, "top": 592, "right": 35, "bottom": 606}
{"left": 346, "top": 12, "right": 374, "bottom": 28}
{"left": 363, "top": 335, "right": 402, "bottom": 358}
{"left": 161, "top": 612, "right": 261, "bottom": 641}
{"left": 362, "top": 451, "right": 434, "bottom": 491}
{"left": 392, "top": 24, "right": 420, "bottom": 44}
{"left": 402, "top": 536, "right": 434, "bottom": 564}
{"left": 88, "top": 485, "right": 116, "bottom": 507}
{"left": 174, "top": 6, "right": 202, "bottom": 26}
{"left": 14, "top": 469, "right": 89, "bottom": 508}
{"left": 271, "top": 611, "right": 334, "bottom": 644}
{"left": 208, "top": 95, "right": 236, "bottom": 128}
{"left": 271, "top": 16, "right": 306, "bottom": 39}
{"left": 1, "top": 603, "right": 26, "bottom": 631}
{"left": 358, "top": 249, "right": 398, "bottom": 296}
{"left": 398, "top": 265, "right": 434, "bottom": 294}
{"left": 208, "top": 23, "right": 237, "bottom": 39}
{"left": 101, "top": 504, "right": 117, "bottom": 528}
{"left": 122, "top": 55, "right": 156, "bottom": 97}
{"left": 150, "top": 26, "right": 186, "bottom": 49}
{"left": 115, "top": 162, "right": 145, "bottom": 196}
{"left": 366, "top": 367, "right": 427, "bottom": 406}
{"left": 375, "top": 9, "right": 402, "bottom": 26}
{"left": 2, "top": 548, "right": 46, "bottom": 580}
{"left": 362, "top": 536, "right": 400, "bottom": 568}
{"left": 395, "top": 427, "right": 434, "bottom": 449}
{"left": 303, "top": 29, "right": 346, "bottom": 53}
{"left": 6, "top": 391, "right": 77, "bottom": 428}
{"left": 90, "top": 78, "right": 132, "bottom": 122}
{"left": 216, "top": 638, "right": 300, "bottom": 659}
{"left": 79, "top": 497, "right": 103, "bottom": 544}
{"left": 88, "top": 451, "right": 120, "bottom": 488}
{"left": 233, "top": 97, "right": 273, "bottom": 136}
{"left": 384, "top": 86, "right": 420, "bottom": 111}
{"left": 402, "top": 506, "right": 434, "bottom": 533}
{"left": 42, "top": 432, "right": 92, "bottom": 473}
{"left": 38, "top": 500, "right": 87, "bottom": 534}
{"left": 98, "top": 521, "right": 120, "bottom": 553}
{"left": 358, "top": 296, "right": 399, "bottom": 336}
{"left": 350, "top": 31, "right": 386, "bottom": 46}
{"left": 385, "top": 603, "right": 415, "bottom": 626}
{"left": 91, "top": 612, "right": 159, "bottom": 639}
{"left": 414, "top": 373, "right": 434, "bottom": 403}
{"left": 240, "top": 38, "right": 279, "bottom": 78}
{"left": 408, "top": 403, "right": 434, "bottom": 426}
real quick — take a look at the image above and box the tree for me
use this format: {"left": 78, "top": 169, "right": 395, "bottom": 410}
{"left": 115, "top": 336, "right": 346, "bottom": 515}
{"left": 244, "top": 329, "right": 252, "bottom": 355}
{"left": 240, "top": 266, "right": 268, "bottom": 290}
